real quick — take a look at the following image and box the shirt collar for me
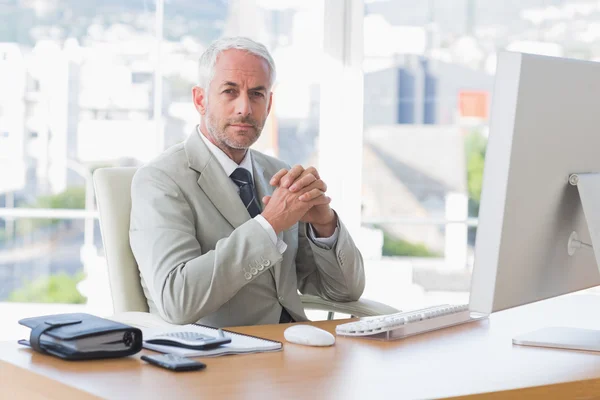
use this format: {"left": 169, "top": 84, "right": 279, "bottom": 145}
{"left": 197, "top": 125, "right": 253, "bottom": 179}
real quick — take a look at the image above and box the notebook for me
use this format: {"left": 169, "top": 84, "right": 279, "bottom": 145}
{"left": 17, "top": 313, "right": 143, "bottom": 360}
{"left": 38, "top": 332, "right": 133, "bottom": 353}
{"left": 142, "top": 324, "right": 282, "bottom": 357}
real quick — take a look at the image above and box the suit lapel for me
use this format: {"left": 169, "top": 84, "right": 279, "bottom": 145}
{"left": 185, "top": 130, "right": 250, "bottom": 229}
{"left": 252, "top": 152, "right": 280, "bottom": 287}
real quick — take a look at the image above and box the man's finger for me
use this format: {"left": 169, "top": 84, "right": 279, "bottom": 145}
{"left": 281, "top": 165, "right": 305, "bottom": 188}
{"left": 262, "top": 195, "right": 271, "bottom": 205}
{"left": 304, "top": 166, "right": 320, "bottom": 180}
{"left": 307, "top": 195, "right": 331, "bottom": 206}
{"left": 293, "top": 167, "right": 321, "bottom": 189}
{"left": 299, "top": 188, "right": 325, "bottom": 202}
{"left": 269, "top": 169, "right": 288, "bottom": 186}
{"left": 320, "top": 179, "right": 327, "bottom": 193}
{"left": 297, "top": 179, "right": 326, "bottom": 195}
{"left": 290, "top": 173, "right": 317, "bottom": 192}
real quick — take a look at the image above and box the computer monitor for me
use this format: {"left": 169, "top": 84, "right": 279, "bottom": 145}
{"left": 469, "top": 52, "right": 600, "bottom": 348}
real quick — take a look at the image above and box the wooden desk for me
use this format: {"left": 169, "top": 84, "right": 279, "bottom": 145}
{"left": 3, "top": 293, "right": 600, "bottom": 399}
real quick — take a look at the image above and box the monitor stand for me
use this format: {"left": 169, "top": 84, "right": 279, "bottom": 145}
{"left": 568, "top": 173, "right": 600, "bottom": 265}
{"left": 512, "top": 173, "right": 600, "bottom": 352}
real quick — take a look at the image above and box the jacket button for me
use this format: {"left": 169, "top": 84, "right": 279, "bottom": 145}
{"left": 262, "top": 259, "right": 271, "bottom": 267}
{"left": 251, "top": 268, "right": 258, "bottom": 275}
{"left": 257, "top": 264, "right": 265, "bottom": 271}
{"left": 244, "top": 272, "right": 252, "bottom": 280}
{"left": 278, "top": 296, "right": 283, "bottom": 302}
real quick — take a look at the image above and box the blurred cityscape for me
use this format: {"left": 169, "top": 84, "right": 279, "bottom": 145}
{"left": 2, "top": 0, "right": 600, "bottom": 313}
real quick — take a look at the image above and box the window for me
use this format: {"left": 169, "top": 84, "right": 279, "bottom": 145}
{"left": 162, "top": 1, "right": 324, "bottom": 162}
{"left": 359, "top": 0, "right": 600, "bottom": 311}
{"left": 0, "top": 1, "right": 156, "bottom": 336}
{"left": 0, "top": 0, "right": 326, "bottom": 337}
{"left": 4, "top": 0, "right": 597, "bottom": 338}
{"left": 131, "top": 71, "right": 153, "bottom": 84}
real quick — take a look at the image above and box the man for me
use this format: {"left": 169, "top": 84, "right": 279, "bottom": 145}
{"left": 129, "top": 36, "right": 365, "bottom": 327}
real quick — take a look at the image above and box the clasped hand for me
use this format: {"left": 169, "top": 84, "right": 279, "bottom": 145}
{"left": 260, "top": 165, "right": 337, "bottom": 236}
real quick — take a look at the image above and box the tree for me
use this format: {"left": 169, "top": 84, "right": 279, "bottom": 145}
{"left": 34, "top": 186, "right": 86, "bottom": 210}
{"left": 8, "top": 272, "right": 87, "bottom": 304}
{"left": 465, "top": 131, "right": 487, "bottom": 217}
{"left": 381, "top": 231, "right": 441, "bottom": 258}
{"left": 14, "top": 186, "right": 86, "bottom": 234}
{"left": 465, "top": 130, "right": 488, "bottom": 244}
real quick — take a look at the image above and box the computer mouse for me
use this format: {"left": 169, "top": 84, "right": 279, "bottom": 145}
{"left": 283, "top": 324, "right": 335, "bottom": 347}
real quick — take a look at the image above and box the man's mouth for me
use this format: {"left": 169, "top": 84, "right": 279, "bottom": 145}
{"left": 230, "top": 124, "right": 255, "bottom": 128}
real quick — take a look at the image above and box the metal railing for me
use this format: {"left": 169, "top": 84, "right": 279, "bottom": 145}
{"left": 0, "top": 208, "right": 479, "bottom": 226}
{"left": 0, "top": 208, "right": 99, "bottom": 219}
{"left": 362, "top": 217, "right": 479, "bottom": 227}
{"left": 0, "top": 209, "right": 100, "bottom": 253}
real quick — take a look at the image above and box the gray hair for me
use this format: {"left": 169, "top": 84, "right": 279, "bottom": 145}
{"left": 198, "top": 36, "right": 276, "bottom": 91}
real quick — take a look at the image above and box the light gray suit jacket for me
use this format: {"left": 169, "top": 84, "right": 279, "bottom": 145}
{"left": 129, "top": 129, "right": 365, "bottom": 327}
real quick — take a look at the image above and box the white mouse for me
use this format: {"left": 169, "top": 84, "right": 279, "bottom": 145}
{"left": 283, "top": 324, "right": 335, "bottom": 347}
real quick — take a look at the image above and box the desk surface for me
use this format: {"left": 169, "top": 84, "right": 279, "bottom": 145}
{"left": 3, "top": 293, "right": 600, "bottom": 399}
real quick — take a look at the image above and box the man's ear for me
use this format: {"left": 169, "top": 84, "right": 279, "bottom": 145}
{"left": 267, "top": 91, "right": 273, "bottom": 116}
{"left": 192, "top": 86, "right": 207, "bottom": 115}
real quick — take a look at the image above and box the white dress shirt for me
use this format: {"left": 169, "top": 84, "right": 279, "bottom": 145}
{"left": 198, "top": 128, "right": 338, "bottom": 252}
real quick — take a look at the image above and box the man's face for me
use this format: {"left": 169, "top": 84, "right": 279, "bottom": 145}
{"left": 197, "top": 49, "right": 272, "bottom": 151}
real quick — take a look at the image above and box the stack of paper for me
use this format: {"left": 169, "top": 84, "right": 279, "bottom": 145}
{"left": 142, "top": 324, "right": 282, "bottom": 357}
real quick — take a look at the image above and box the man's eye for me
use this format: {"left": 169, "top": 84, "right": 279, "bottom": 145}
{"left": 223, "top": 89, "right": 235, "bottom": 94}
{"left": 252, "top": 92, "right": 264, "bottom": 98}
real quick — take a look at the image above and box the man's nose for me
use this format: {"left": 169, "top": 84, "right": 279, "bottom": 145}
{"left": 235, "top": 93, "right": 252, "bottom": 116}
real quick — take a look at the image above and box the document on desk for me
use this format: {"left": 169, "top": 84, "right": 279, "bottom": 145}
{"left": 141, "top": 324, "right": 282, "bottom": 357}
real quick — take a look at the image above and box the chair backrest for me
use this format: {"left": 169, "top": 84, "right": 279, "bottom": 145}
{"left": 93, "top": 167, "right": 149, "bottom": 313}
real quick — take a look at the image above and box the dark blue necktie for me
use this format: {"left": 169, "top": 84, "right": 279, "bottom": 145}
{"left": 231, "top": 168, "right": 294, "bottom": 323}
{"left": 230, "top": 168, "right": 262, "bottom": 218}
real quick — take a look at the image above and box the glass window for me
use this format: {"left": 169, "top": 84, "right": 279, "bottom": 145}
{"left": 359, "top": 0, "right": 599, "bottom": 311}
{"left": 8, "top": 0, "right": 600, "bottom": 334}
{"left": 162, "top": 0, "right": 324, "bottom": 164}
{"left": 0, "top": 1, "right": 156, "bottom": 336}
{"left": 0, "top": 0, "right": 326, "bottom": 338}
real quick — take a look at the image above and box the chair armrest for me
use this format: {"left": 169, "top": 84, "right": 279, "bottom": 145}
{"left": 299, "top": 294, "right": 400, "bottom": 318}
{"left": 106, "top": 311, "right": 181, "bottom": 329}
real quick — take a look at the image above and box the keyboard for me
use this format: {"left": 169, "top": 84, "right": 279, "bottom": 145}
{"left": 335, "top": 304, "right": 481, "bottom": 340}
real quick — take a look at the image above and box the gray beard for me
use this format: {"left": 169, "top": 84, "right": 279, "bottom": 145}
{"left": 204, "top": 110, "right": 262, "bottom": 151}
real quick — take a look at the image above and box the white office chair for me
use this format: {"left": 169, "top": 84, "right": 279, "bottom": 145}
{"left": 93, "top": 167, "right": 398, "bottom": 328}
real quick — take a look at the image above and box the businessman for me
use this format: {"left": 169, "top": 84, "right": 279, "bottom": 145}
{"left": 129, "top": 36, "right": 365, "bottom": 327}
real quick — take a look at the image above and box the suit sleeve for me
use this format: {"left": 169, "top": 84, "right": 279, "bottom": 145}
{"left": 295, "top": 216, "right": 366, "bottom": 302}
{"left": 129, "top": 166, "right": 283, "bottom": 325}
